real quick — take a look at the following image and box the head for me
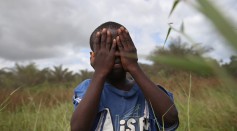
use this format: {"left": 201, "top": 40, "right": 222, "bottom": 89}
{"left": 89, "top": 21, "right": 127, "bottom": 80}
{"left": 89, "top": 21, "right": 123, "bottom": 51}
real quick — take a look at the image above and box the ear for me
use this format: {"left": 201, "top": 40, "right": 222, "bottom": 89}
{"left": 90, "top": 52, "right": 95, "bottom": 57}
{"left": 90, "top": 52, "right": 95, "bottom": 68}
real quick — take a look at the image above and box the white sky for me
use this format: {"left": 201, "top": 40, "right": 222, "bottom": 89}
{"left": 0, "top": 0, "right": 236, "bottom": 72}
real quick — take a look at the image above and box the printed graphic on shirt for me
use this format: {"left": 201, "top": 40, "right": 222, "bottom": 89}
{"left": 118, "top": 117, "right": 149, "bottom": 131}
{"left": 102, "top": 104, "right": 151, "bottom": 131}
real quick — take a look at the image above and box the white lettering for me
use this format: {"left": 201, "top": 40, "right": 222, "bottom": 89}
{"left": 139, "top": 117, "right": 144, "bottom": 131}
{"left": 139, "top": 117, "right": 150, "bottom": 131}
{"left": 120, "top": 120, "right": 126, "bottom": 131}
{"left": 126, "top": 118, "right": 136, "bottom": 131}
{"left": 119, "top": 117, "right": 150, "bottom": 131}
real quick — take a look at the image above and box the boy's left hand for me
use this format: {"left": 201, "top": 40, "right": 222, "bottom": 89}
{"left": 116, "top": 27, "right": 138, "bottom": 71}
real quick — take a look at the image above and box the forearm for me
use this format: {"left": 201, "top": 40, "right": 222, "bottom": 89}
{"left": 70, "top": 72, "right": 106, "bottom": 131}
{"left": 129, "top": 64, "right": 178, "bottom": 125}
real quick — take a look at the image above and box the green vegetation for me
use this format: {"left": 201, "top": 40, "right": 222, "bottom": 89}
{"left": 1, "top": 0, "right": 237, "bottom": 130}
{"left": 1, "top": 39, "right": 236, "bottom": 130}
{"left": 0, "top": 72, "right": 236, "bottom": 130}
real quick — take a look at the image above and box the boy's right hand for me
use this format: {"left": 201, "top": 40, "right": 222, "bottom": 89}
{"left": 91, "top": 28, "right": 116, "bottom": 76}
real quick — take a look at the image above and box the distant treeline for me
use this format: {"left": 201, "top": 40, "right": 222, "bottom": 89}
{"left": 0, "top": 64, "right": 93, "bottom": 88}
{"left": 1, "top": 38, "right": 236, "bottom": 88}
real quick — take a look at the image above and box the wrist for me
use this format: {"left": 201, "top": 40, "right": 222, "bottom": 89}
{"left": 127, "top": 63, "right": 140, "bottom": 74}
{"left": 93, "top": 70, "right": 108, "bottom": 79}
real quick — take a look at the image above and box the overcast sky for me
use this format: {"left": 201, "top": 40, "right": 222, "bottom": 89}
{"left": 0, "top": 0, "right": 237, "bottom": 72}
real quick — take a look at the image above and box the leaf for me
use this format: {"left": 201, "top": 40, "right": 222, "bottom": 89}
{"left": 151, "top": 54, "right": 214, "bottom": 74}
{"left": 163, "top": 26, "right": 172, "bottom": 48}
{"left": 169, "top": 0, "right": 180, "bottom": 18}
{"left": 197, "top": 0, "right": 237, "bottom": 51}
{"left": 180, "top": 21, "right": 185, "bottom": 32}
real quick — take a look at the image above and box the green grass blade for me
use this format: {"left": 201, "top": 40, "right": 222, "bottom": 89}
{"left": 163, "top": 26, "right": 172, "bottom": 48}
{"left": 162, "top": 104, "right": 174, "bottom": 131}
{"left": 33, "top": 99, "right": 42, "bottom": 131}
{"left": 187, "top": 73, "right": 192, "bottom": 131}
{"left": 151, "top": 55, "right": 214, "bottom": 75}
{"left": 0, "top": 101, "right": 10, "bottom": 112}
{"left": 169, "top": 0, "right": 181, "bottom": 17}
{"left": 0, "top": 86, "right": 22, "bottom": 111}
{"left": 197, "top": 0, "right": 237, "bottom": 51}
{"left": 180, "top": 21, "right": 185, "bottom": 33}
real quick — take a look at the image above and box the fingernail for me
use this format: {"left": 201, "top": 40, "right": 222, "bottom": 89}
{"left": 96, "top": 32, "right": 100, "bottom": 36}
{"left": 107, "top": 30, "right": 110, "bottom": 35}
{"left": 118, "top": 29, "right": 121, "bottom": 34}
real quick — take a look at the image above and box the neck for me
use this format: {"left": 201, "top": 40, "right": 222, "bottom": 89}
{"left": 106, "top": 74, "right": 134, "bottom": 91}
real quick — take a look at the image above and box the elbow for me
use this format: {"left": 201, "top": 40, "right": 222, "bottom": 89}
{"left": 70, "top": 127, "right": 77, "bottom": 131}
{"left": 165, "top": 108, "right": 179, "bottom": 126}
{"left": 70, "top": 120, "right": 78, "bottom": 131}
{"left": 169, "top": 112, "right": 179, "bottom": 125}
{"left": 70, "top": 119, "right": 90, "bottom": 131}
{"left": 70, "top": 123, "right": 84, "bottom": 131}
{"left": 70, "top": 119, "right": 82, "bottom": 131}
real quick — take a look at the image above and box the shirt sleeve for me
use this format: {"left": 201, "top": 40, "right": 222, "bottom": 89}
{"left": 156, "top": 85, "right": 179, "bottom": 131}
{"left": 157, "top": 85, "right": 174, "bottom": 101}
{"left": 72, "top": 79, "right": 91, "bottom": 109}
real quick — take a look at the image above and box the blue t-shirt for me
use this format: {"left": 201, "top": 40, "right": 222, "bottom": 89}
{"left": 73, "top": 79, "right": 179, "bottom": 131}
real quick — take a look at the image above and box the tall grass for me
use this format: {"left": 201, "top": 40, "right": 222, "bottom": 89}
{"left": 187, "top": 73, "right": 191, "bottom": 131}
{"left": 158, "top": 73, "right": 237, "bottom": 130}
{"left": 0, "top": 85, "right": 74, "bottom": 131}
{"left": 0, "top": 75, "right": 236, "bottom": 130}
{"left": 0, "top": 102, "right": 72, "bottom": 131}
{"left": 161, "top": 0, "right": 237, "bottom": 130}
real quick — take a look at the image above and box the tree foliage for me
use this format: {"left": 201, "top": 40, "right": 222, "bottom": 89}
{"left": 1, "top": 37, "right": 235, "bottom": 88}
{"left": 0, "top": 63, "right": 93, "bottom": 88}
{"left": 151, "top": 37, "right": 212, "bottom": 57}
{"left": 147, "top": 37, "right": 217, "bottom": 76}
{"left": 222, "top": 55, "right": 237, "bottom": 77}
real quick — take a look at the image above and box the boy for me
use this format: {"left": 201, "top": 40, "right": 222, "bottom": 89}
{"left": 71, "top": 21, "right": 179, "bottom": 131}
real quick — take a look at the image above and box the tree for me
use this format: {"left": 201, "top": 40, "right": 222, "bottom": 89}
{"left": 148, "top": 37, "right": 216, "bottom": 76}
{"left": 50, "top": 65, "right": 76, "bottom": 83}
{"left": 78, "top": 69, "right": 93, "bottom": 81}
{"left": 222, "top": 55, "right": 237, "bottom": 77}
{"left": 11, "top": 63, "right": 41, "bottom": 87}
{"left": 0, "top": 68, "right": 14, "bottom": 88}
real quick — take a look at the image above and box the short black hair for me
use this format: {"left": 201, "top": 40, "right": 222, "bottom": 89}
{"left": 89, "top": 21, "right": 124, "bottom": 50}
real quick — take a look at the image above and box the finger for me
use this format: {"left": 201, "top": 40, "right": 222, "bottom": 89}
{"left": 121, "top": 27, "right": 130, "bottom": 46}
{"left": 101, "top": 28, "right": 107, "bottom": 48}
{"left": 116, "top": 36, "right": 123, "bottom": 51}
{"left": 118, "top": 28, "right": 127, "bottom": 48}
{"left": 94, "top": 32, "right": 101, "bottom": 52}
{"left": 106, "top": 30, "right": 112, "bottom": 50}
{"left": 110, "top": 39, "right": 117, "bottom": 53}
{"left": 121, "top": 27, "right": 132, "bottom": 44}
{"left": 124, "top": 29, "right": 135, "bottom": 48}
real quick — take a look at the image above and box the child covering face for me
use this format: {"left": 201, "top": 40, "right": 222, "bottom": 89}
{"left": 71, "top": 21, "right": 179, "bottom": 131}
